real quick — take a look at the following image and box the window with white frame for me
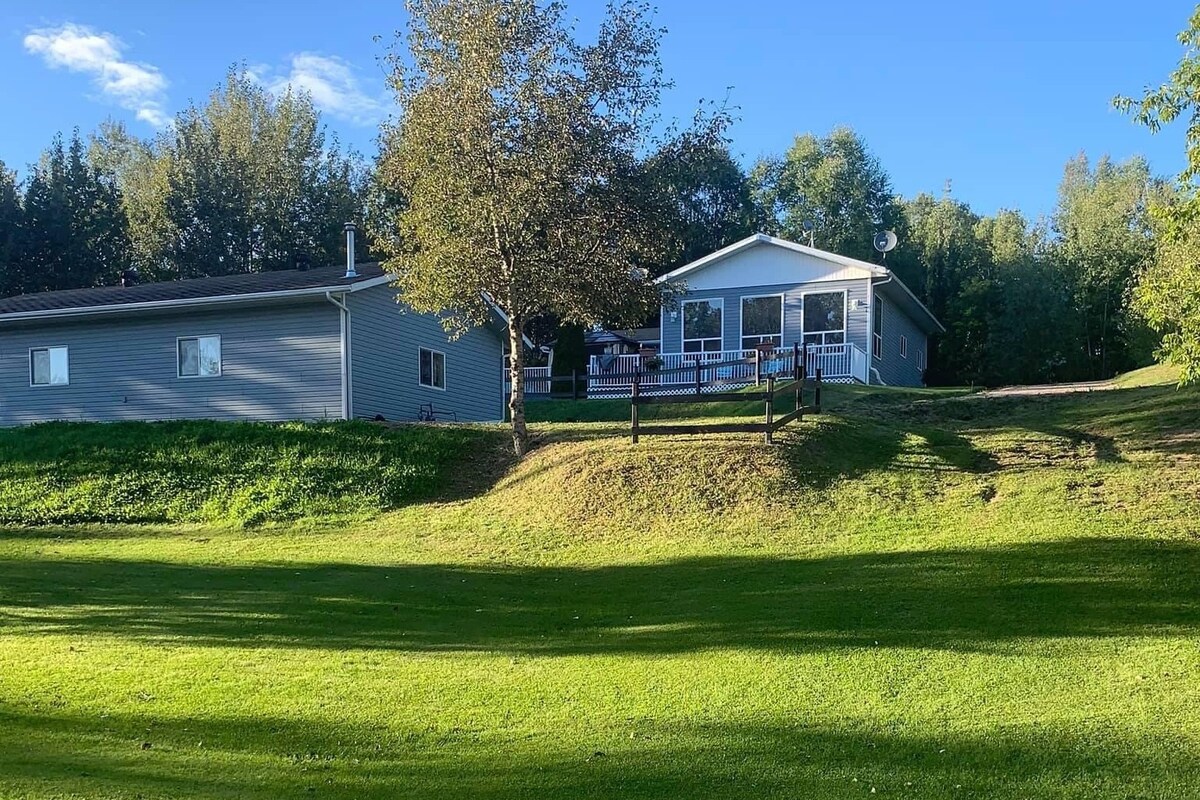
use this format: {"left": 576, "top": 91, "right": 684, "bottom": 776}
{"left": 30, "top": 346, "right": 69, "bottom": 386}
{"left": 802, "top": 291, "right": 846, "bottom": 348}
{"left": 419, "top": 347, "right": 446, "bottom": 389}
{"left": 916, "top": 344, "right": 926, "bottom": 371}
{"left": 899, "top": 334, "right": 908, "bottom": 359}
{"left": 178, "top": 335, "right": 221, "bottom": 378}
{"left": 872, "top": 298, "right": 884, "bottom": 359}
{"left": 682, "top": 299, "right": 723, "bottom": 353}
{"left": 740, "top": 295, "right": 783, "bottom": 349}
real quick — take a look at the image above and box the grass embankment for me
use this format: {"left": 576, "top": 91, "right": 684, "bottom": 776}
{"left": 1, "top": 370, "right": 1198, "bottom": 798}
{"left": 0, "top": 420, "right": 510, "bottom": 526}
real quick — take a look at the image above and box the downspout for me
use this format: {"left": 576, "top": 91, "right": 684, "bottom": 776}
{"left": 868, "top": 274, "right": 892, "bottom": 386}
{"left": 325, "top": 291, "right": 352, "bottom": 420}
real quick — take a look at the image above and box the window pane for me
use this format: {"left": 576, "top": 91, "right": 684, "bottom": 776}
{"left": 198, "top": 336, "right": 221, "bottom": 376}
{"left": 741, "top": 296, "right": 782, "bottom": 338}
{"left": 803, "top": 292, "right": 844, "bottom": 333}
{"left": 419, "top": 349, "right": 432, "bottom": 385}
{"left": 802, "top": 333, "right": 825, "bottom": 347}
{"left": 48, "top": 348, "right": 68, "bottom": 384}
{"left": 432, "top": 351, "right": 445, "bottom": 388}
{"left": 179, "top": 339, "right": 199, "bottom": 376}
{"left": 874, "top": 299, "right": 884, "bottom": 335}
{"left": 683, "top": 340, "right": 702, "bottom": 354}
{"left": 825, "top": 332, "right": 845, "bottom": 345}
{"left": 683, "top": 301, "right": 722, "bottom": 341}
{"left": 702, "top": 339, "right": 722, "bottom": 352}
{"left": 31, "top": 350, "right": 50, "bottom": 385}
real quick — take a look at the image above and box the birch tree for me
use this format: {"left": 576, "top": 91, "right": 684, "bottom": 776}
{"left": 373, "top": 0, "right": 687, "bottom": 455}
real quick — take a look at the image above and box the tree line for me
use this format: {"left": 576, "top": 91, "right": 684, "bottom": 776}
{"left": 1, "top": 1, "right": 1195, "bottom": 433}
{"left": 0, "top": 68, "right": 367, "bottom": 297}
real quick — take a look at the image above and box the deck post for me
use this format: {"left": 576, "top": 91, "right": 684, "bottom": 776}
{"left": 631, "top": 373, "right": 640, "bottom": 444}
{"left": 754, "top": 348, "right": 762, "bottom": 386}
{"left": 815, "top": 368, "right": 822, "bottom": 412}
{"left": 764, "top": 375, "right": 775, "bottom": 444}
{"left": 694, "top": 356, "right": 702, "bottom": 396}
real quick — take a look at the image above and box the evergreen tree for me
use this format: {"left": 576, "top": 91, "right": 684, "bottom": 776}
{"left": 0, "top": 161, "right": 23, "bottom": 296}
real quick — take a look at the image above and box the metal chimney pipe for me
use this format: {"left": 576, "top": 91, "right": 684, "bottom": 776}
{"left": 344, "top": 222, "right": 357, "bottom": 278}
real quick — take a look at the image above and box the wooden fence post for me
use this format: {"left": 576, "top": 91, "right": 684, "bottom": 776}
{"left": 631, "top": 373, "right": 640, "bottom": 444}
{"left": 764, "top": 375, "right": 775, "bottom": 444}
{"left": 694, "top": 356, "right": 702, "bottom": 396}
{"left": 815, "top": 368, "right": 822, "bottom": 412}
{"left": 754, "top": 348, "right": 762, "bottom": 386}
{"left": 571, "top": 369, "right": 578, "bottom": 401}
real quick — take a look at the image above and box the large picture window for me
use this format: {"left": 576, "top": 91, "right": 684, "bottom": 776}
{"left": 802, "top": 291, "right": 846, "bottom": 347}
{"left": 740, "top": 295, "right": 783, "bottom": 349}
{"left": 682, "top": 299, "right": 723, "bottom": 353}
{"left": 419, "top": 347, "right": 446, "bottom": 390}
{"left": 178, "top": 336, "right": 222, "bottom": 378}
{"left": 30, "top": 346, "right": 69, "bottom": 386}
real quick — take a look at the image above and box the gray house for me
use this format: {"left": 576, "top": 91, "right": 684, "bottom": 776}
{"left": 0, "top": 254, "right": 506, "bottom": 426}
{"left": 587, "top": 234, "right": 943, "bottom": 392}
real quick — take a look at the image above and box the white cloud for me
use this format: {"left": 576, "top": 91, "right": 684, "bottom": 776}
{"left": 262, "top": 53, "right": 387, "bottom": 126}
{"left": 24, "top": 23, "right": 170, "bottom": 128}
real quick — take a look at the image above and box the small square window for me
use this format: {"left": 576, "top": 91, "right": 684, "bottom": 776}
{"left": 30, "top": 346, "right": 69, "bottom": 386}
{"left": 178, "top": 336, "right": 221, "bottom": 378}
{"left": 419, "top": 347, "right": 446, "bottom": 390}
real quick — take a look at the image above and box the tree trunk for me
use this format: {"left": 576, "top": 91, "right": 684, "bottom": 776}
{"left": 507, "top": 319, "right": 529, "bottom": 457}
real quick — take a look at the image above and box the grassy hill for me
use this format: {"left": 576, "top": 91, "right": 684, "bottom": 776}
{"left": 1, "top": 367, "right": 1198, "bottom": 798}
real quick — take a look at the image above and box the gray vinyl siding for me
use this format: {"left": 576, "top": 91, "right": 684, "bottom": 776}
{"left": 0, "top": 300, "right": 342, "bottom": 425}
{"left": 661, "top": 279, "right": 872, "bottom": 355}
{"left": 871, "top": 292, "right": 928, "bottom": 387}
{"left": 348, "top": 284, "right": 503, "bottom": 422}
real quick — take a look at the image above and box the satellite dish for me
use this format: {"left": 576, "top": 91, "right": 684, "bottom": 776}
{"left": 873, "top": 230, "right": 898, "bottom": 253}
{"left": 801, "top": 220, "right": 814, "bottom": 232}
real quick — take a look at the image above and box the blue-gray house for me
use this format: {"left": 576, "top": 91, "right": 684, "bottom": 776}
{"left": 587, "top": 233, "right": 943, "bottom": 392}
{"left": 0, "top": 255, "right": 506, "bottom": 426}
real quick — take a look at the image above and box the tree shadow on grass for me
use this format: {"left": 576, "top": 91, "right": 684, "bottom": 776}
{"left": 2, "top": 537, "right": 1197, "bottom": 656}
{"left": 1, "top": 706, "right": 1196, "bottom": 799}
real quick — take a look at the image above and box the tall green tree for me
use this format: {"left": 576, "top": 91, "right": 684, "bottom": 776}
{"left": 373, "top": 0, "right": 695, "bottom": 455}
{"left": 164, "top": 68, "right": 367, "bottom": 278}
{"left": 88, "top": 119, "right": 176, "bottom": 281}
{"left": 1115, "top": 7, "right": 1200, "bottom": 382}
{"left": 0, "top": 161, "right": 23, "bottom": 296}
{"left": 752, "top": 126, "right": 902, "bottom": 261}
{"left": 20, "top": 132, "right": 130, "bottom": 294}
{"left": 892, "top": 193, "right": 989, "bottom": 384}
{"left": 1051, "top": 154, "right": 1161, "bottom": 379}
{"left": 638, "top": 136, "right": 758, "bottom": 276}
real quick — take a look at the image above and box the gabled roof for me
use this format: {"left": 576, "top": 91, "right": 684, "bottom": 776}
{"left": 0, "top": 263, "right": 392, "bottom": 322}
{"left": 657, "top": 233, "right": 944, "bottom": 334}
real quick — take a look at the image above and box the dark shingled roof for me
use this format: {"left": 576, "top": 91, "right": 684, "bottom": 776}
{"left": 0, "top": 262, "right": 387, "bottom": 317}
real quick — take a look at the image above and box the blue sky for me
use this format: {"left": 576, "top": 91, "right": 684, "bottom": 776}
{"left": 0, "top": 1, "right": 1192, "bottom": 219}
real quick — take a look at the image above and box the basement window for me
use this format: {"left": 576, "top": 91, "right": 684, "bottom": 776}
{"left": 178, "top": 336, "right": 222, "bottom": 378}
{"left": 30, "top": 346, "right": 69, "bottom": 386}
{"left": 419, "top": 347, "right": 446, "bottom": 390}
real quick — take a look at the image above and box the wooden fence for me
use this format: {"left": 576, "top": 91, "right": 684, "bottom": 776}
{"left": 630, "top": 356, "right": 823, "bottom": 444}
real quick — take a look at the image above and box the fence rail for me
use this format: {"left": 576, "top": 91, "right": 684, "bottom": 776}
{"left": 630, "top": 353, "right": 823, "bottom": 444}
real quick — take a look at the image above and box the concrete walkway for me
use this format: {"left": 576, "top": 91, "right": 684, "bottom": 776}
{"left": 978, "top": 380, "right": 1116, "bottom": 398}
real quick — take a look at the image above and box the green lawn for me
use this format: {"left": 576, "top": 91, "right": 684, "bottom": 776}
{"left": 1, "top": 371, "right": 1198, "bottom": 798}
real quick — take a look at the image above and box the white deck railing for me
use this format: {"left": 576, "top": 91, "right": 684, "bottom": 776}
{"left": 586, "top": 343, "right": 869, "bottom": 395}
{"left": 503, "top": 343, "right": 868, "bottom": 397}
